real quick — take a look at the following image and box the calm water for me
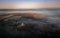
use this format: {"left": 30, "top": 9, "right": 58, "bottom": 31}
{"left": 0, "top": 9, "right": 60, "bottom": 16}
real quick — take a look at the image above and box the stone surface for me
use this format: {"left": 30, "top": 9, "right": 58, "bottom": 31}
{"left": 0, "top": 13, "right": 46, "bottom": 20}
{"left": 0, "top": 13, "right": 60, "bottom": 38}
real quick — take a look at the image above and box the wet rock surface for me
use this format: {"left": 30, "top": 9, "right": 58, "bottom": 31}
{"left": 0, "top": 15, "right": 60, "bottom": 38}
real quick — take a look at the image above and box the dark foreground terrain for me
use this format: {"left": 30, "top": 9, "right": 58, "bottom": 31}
{"left": 0, "top": 13, "right": 60, "bottom": 38}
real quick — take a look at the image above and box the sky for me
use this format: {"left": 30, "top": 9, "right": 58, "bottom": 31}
{"left": 0, "top": 0, "right": 60, "bottom": 9}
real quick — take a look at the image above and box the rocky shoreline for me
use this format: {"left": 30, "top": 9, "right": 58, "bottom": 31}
{"left": 0, "top": 13, "right": 60, "bottom": 38}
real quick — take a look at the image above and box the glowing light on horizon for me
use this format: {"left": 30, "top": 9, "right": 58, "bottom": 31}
{"left": 0, "top": 0, "right": 60, "bottom": 9}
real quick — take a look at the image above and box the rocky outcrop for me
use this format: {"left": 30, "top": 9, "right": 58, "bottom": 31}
{"left": 0, "top": 13, "right": 60, "bottom": 38}
{"left": 0, "top": 12, "right": 46, "bottom": 20}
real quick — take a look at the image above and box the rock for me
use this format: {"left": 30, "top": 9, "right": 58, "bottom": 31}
{"left": 0, "top": 13, "right": 46, "bottom": 20}
{"left": 33, "top": 13, "right": 46, "bottom": 20}
{"left": 0, "top": 13, "right": 60, "bottom": 38}
{"left": 19, "top": 13, "right": 46, "bottom": 20}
